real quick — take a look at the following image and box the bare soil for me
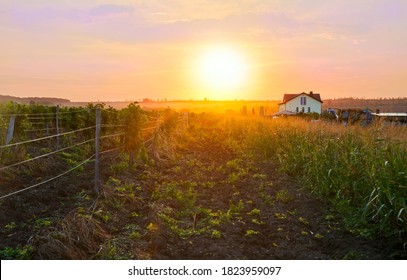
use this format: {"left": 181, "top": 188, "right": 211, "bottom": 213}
{"left": 0, "top": 123, "right": 406, "bottom": 260}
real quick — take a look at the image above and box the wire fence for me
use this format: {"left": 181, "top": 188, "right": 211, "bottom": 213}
{"left": 0, "top": 154, "right": 96, "bottom": 200}
{"left": 0, "top": 106, "right": 189, "bottom": 200}
{"left": 0, "top": 126, "right": 96, "bottom": 149}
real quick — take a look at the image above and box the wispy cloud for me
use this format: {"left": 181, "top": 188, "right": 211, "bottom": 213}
{"left": 1, "top": 0, "right": 407, "bottom": 100}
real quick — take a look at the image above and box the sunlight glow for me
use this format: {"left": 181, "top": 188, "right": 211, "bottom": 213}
{"left": 197, "top": 47, "right": 248, "bottom": 92}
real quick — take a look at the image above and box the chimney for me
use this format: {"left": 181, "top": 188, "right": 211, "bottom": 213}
{"left": 310, "top": 91, "right": 313, "bottom": 95}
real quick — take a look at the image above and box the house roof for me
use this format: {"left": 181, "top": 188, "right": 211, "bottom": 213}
{"left": 278, "top": 92, "right": 323, "bottom": 105}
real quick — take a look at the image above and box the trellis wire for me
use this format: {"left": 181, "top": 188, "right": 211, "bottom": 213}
{"left": 0, "top": 138, "right": 96, "bottom": 171}
{"left": 0, "top": 110, "right": 188, "bottom": 200}
{"left": 0, "top": 154, "right": 96, "bottom": 200}
{"left": 0, "top": 126, "right": 96, "bottom": 149}
{"left": 0, "top": 108, "right": 89, "bottom": 118}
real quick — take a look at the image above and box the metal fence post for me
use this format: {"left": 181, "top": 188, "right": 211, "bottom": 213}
{"left": 6, "top": 115, "right": 16, "bottom": 145}
{"left": 94, "top": 107, "right": 101, "bottom": 194}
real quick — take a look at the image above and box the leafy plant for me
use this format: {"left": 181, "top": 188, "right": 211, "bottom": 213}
{"left": 247, "top": 208, "right": 261, "bottom": 216}
{"left": 0, "top": 245, "right": 33, "bottom": 260}
{"left": 276, "top": 190, "right": 292, "bottom": 203}
{"left": 211, "top": 230, "right": 222, "bottom": 239}
{"left": 245, "top": 229, "right": 260, "bottom": 237}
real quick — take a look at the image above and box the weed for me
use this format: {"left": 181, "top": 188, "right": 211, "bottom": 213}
{"left": 247, "top": 208, "right": 261, "bottom": 216}
{"left": 147, "top": 223, "right": 158, "bottom": 232}
{"left": 211, "top": 230, "right": 222, "bottom": 239}
{"left": 235, "top": 116, "right": 406, "bottom": 236}
{"left": 252, "top": 173, "right": 267, "bottom": 180}
{"left": 276, "top": 190, "right": 292, "bottom": 203}
{"left": 314, "top": 233, "right": 324, "bottom": 239}
{"left": 34, "top": 218, "right": 52, "bottom": 228}
{"left": 274, "top": 213, "right": 287, "bottom": 220}
{"left": 0, "top": 245, "right": 33, "bottom": 260}
{"left": 4, "top": 222, "right": 17, "bottom": 232}
{"left": 173, "top": 166, "right": 182, "bottom": 173}
{"left": 203, "top": 181, "right": 216, "bottom": 189}
{"left": 245, "top": 229, "right": 260, "bottom": 237}
{"left": 130, "top": 212, "right": 140, "bottom": 218}
{"left": 130, "top": 231, "right": 141, "bottom": 239}
{"left": 110, "top": 153, "right": 129, "bottom": 173}
{"left": 226, "top": 158, "right": 242, "bottom": 170}
{"left": 251, "top": 219, "right": 265, "bottom": 225}
{"left": 228, "top": 172, "right": 239, "bottom": 184}
{"left": 95, "top": 210, "right": 111, "bottom": 223}
{"left": 219, "top": 210, "right": 233, "bottom": 223}
{"left": 342, "top": 251, "right": 366, "bottom": 260}
{"left": 229, "top": 200, "right": 244, "bottom": 215}
{"left": 210, "top": 219, "right": 221, "bottom": 227}
{"left": 286, "top": 209, "right": 298, "bottom": 216}
{"left": 298, "top": 217, "right": 309, "bottom": 225}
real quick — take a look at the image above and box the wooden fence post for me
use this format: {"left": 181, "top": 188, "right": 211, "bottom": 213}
{"left": 259, "top": 106, "right": 265, "bottom": 117}
{"left": 186, "top": 112, "right": 189, "bottom": 128}
{"left": 152, "top": 111, "right": 160, "bottom": 159}
{"left": 55, "top": 105, "right": 60, "bottom": 148}
{"left": 6, "top": 115, "right": 16, "bottom": 145}
{"left": 94, "top": 107, "right": 101, "bottom": 194}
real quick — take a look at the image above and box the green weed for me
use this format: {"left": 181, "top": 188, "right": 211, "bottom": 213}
{"left": 245, "top": 229, "right": 260, "bottom": 237}
{"left": 0, "top": 245, "right": 33, "bottom": 260}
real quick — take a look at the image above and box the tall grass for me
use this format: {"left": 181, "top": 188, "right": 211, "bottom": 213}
{"left": 223, "top": 116, "right": 407, "bottom": 237}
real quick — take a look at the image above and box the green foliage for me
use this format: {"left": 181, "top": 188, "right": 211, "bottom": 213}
{"left": 34, "top": 218, "right": 52, "bottom": 228}
{"left": 4, "top": 222, "right": 17, "bottom": 232}
{"left": 229, "top": 199, "right": 244, "bottom": 215}
{"left": 247, "top": 208, "right": 261, "bottom": 216}
{"left": 245, "top": 229, "right": 260, "bottom": 237}
{"left": 211, "top": 230, "right": 222, "bottom": 239}
{"left": 0, "top": 245, "right": 33, "bottom": 260}
{"left": 120, "top": 102, "right": 147, "bottom": 153}
{"left": 225, "top": 116, "right": 407, "bottom": 237}
{"left": 276, "top": 190, "right": 292, "bottom": 203}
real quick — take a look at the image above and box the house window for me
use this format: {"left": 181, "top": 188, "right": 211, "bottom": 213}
{"left": 300, "top": 96, "right": 307, "bottom": 105}
{"left": 296, "top": 107, "right": 299, "bottom": 113}
{"left": 308, "top": 107, "right": 311, "bottom": 113}
{"left": 302, "top": 107, "right": 305, "bottom": 113}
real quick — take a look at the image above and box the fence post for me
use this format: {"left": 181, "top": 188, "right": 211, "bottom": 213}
{"left": 94, "top": 107, "right": 101, "bottom": 194}
{"left": 6, "top": 115, "right": 16, "bottom": 145}
{"left": 152, "top": 111, "right": 160, "bottom": 159}
{"left": 186, "top": 112, "right": 189, "bottom": 128}
{"left": 259, "top": 106, "right": 265, "bottom": 117}
{"left": 55, "top": 105, "right": 60, "bottom": 148}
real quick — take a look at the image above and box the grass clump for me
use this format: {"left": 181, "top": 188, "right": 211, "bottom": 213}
{"left": 226, "top": 116, "right": 407, "bottom": 237}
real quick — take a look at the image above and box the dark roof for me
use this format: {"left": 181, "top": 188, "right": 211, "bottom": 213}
{"left": 279, "top": 92, "right": 323, "bottom": 105}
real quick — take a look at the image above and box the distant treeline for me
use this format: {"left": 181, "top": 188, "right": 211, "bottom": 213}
{"left": 2, "top": 94, "right": 406, "bottom": 113}
{"left": 323, "top": 97, "right": 407, "bottom": 113}
{"left": 0, "top": 95, "right": 70, "bottom": 105}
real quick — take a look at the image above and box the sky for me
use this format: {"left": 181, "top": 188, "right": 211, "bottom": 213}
{"left": 1, "top": 0, "right": 407, "bottom": 102}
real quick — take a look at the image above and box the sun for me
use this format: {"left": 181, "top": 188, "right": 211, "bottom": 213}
{"left": 197, "top": 46, "right": 248, "bottom": 92}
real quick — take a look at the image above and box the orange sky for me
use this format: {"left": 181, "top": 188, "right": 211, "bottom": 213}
{"left": 1, "top": 0, "right": 407, "bottom": 101}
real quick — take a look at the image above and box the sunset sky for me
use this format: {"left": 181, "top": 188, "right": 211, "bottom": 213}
{"left": 1, "top": 0, "right": 407, "bottom": 102}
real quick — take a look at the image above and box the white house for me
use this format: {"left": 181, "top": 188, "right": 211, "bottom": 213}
{"left": 278, "top": 91, "right": 323, "bottom": 114}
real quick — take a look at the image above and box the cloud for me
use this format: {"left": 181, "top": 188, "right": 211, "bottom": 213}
{"left": 5, "top": 4, "right": 137, "bottom": 28}
{"left": 87, "top": 4, "right": 134, "bottom": 17}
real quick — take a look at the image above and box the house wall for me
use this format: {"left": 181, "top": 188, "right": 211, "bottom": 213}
{"left": 281, "top": 94, "right": 322, "bottom": 114}
{"left": 278, "top": 104, "right": 286, "bottom": 111}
